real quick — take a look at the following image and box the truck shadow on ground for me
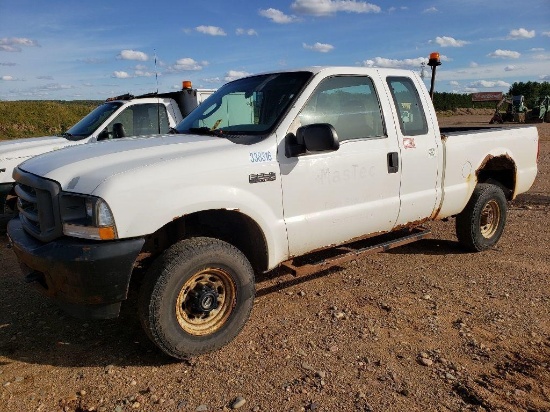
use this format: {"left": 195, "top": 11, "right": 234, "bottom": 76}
{"left": 0, "top": 279, "right": 182, "bottom": 367}
{"left": 0, "top": 237, "right": 464, "bottom": 368}
{"left": 254, "top": 237, "right": 466, "bottom": 299}
{"left": 386, "top": 238, "right": 466, "bottom": 255}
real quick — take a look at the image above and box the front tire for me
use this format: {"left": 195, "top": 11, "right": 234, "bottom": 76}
{"left": 138, "top": 237, "right": 255, "bottom": 359}
{"left": 455, "top": 183, "right": 507, "bottom": 252}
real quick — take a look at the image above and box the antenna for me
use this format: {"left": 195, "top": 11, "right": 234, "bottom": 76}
{"left": 154, "top": 49, "right": 161, "bottom": 134}
{"left": 154, "top": 49, "right": 159, "bottom": 94}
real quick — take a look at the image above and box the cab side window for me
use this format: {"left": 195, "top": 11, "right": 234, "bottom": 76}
{"left": 387, "top": 77, "right": 428, "bottom": 136}
{"left": 298, "top": 76, "right": 385, "bottom": 141}
{"left": 106, "top": 103, "right": 170, "bottom": 138}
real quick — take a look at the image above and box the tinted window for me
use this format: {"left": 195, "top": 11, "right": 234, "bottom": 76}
{"left": 106, "top": 103, "right": 170, "bottom": 138}
{"left": 387, "top": 77, "right": 428, "bottom": 136}
{"left": 65, "top": 102, "right": 122, "bottom": 139}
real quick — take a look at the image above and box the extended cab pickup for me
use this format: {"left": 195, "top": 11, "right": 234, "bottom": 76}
{"left": 0, "top": 84, "right": 214, "bottom": 216}
{"left": 7, "top": 67, "right": 538, "bottom": 359}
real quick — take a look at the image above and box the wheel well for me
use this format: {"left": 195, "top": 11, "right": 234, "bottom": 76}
{"left": 475, "top": 154, "right": 516, "bottom": 200}
{"left": 140, "top": 209, "right": 269, "bottom": 274}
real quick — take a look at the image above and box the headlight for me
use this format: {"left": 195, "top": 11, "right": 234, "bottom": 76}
{"left": 60, "top": 194, "right": 117, "bottom": 240}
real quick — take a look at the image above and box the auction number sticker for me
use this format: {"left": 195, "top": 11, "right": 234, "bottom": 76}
{"left": 249, "top": 151, "right": 273, "bottom": 163}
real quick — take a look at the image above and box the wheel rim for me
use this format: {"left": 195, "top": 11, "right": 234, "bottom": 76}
{"left": 175, "top": 268, "right": 236, "bottom": 336}
{"left": 480, "top": 199, "right": 501, "bottom": 239}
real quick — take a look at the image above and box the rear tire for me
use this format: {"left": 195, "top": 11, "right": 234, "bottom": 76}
{"left": 455, "top": 183, "right": 507, "bottom": 252}
{"left": 138, "top": 237, "right": 255, "bottom": 359}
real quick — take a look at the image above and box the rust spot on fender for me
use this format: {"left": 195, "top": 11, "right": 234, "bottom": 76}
{"left": 475, "top": 153, "right": 517, "bottom": 199}
{"left": 475, "top": 153, "right": 515, "bottom": 177}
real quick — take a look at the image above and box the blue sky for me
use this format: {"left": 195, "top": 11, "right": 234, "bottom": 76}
{"left": 1, "top": 0, "right": 549, "bottom": 100}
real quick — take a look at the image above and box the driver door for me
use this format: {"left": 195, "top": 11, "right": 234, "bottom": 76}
{"left": 279, "top": 75, "right": 402, "bottom": 257}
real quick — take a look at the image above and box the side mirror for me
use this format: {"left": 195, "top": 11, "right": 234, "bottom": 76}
{"left": 97, "top": 128, "right": 109, "bottom": 141}
{"left": 285, "top": 123, "right": 339, "bottom": 157}
{"left": 299, "top": 123, "right": 339, "bottom": 152}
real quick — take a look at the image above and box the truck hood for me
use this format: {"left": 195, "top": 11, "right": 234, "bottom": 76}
{"left": 0, "top": 135, "right": 78, "bottom": 161}
{"left": 17, "top": 134, "right": 240, "bottom": 194}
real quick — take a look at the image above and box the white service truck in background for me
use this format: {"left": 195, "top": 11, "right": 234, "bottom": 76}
{"left": 0, "top": 83, "right": 215, "bottom": 216}
{"left": 7, "top": 66, "right": 538, "bottom": 360}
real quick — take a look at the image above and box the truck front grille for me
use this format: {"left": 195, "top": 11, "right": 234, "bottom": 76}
{"left": 13, "top": 168, "right": 63, "bottom": 242}
{"left": 15, "top": 183, "right": 41, "bottom": 231}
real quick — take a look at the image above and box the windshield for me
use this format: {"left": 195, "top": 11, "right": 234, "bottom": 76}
{"left": 64, "top": 102, "right": 123, "bottom": 140}
{"left": 175, "top": 71, "right": 313, "bottom": 136}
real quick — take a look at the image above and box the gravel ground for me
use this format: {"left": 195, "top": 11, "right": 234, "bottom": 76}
{"left": 1, "top": 114, "right": 549, "bottom": 412}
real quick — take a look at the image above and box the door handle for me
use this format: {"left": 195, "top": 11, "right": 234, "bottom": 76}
{"left": 387, "top": 152, "right": 399, "bottom": 173}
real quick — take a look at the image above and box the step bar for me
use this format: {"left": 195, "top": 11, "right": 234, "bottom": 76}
{"left": 281, "top": 227, "right": 431, "bottom": 277}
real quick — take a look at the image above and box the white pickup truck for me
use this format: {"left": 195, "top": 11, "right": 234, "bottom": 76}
{"left": 7, "top": 67, "right": 539, "bottom": 359}
{"left": 0, "top": 84, "right": 215, "bottom": 216}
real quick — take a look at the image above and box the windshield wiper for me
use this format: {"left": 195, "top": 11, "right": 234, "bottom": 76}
{"left": 168, "top": 127, "right": 180, "bottom": 134}
{"left": 60, "top": 132, "right": 73, "bottom": 138}
{"left": 188, "top": 127, "right": 224, "bottom": 137}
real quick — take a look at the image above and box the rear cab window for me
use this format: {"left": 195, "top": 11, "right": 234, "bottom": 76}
{"left": 387, "top": 77, "right": 428, "bottom": 136}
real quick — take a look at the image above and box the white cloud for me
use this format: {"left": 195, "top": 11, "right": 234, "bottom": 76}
{"left": 504, "top": 65, "right": 515, "bottom": 72}
{"left": 39, "top": 83, "right": 74, "bottom": 91}
{"left": 470, "top": 62, "right": 479, "bottom": 68}
{"left": 224, "top": 70, "right": 251, "bottom": 82}
{"left": 434, "top": 36, "right": 469, "bottom": 47}
{"left": 488, "top": 49, "right": 520, "bottom": 59}
{"left": 388, "top": 6, "right": 407, "bottom": 13}
{"left": 303, "top": 42, "right": 334, "bottom": 53}
{"left": 201, "top": 77, "right": 222, "bottom": 85}
{"left": 543, "top": 32, "right": 550, "bottom": 37}
{"left": 236, "top": 28, "right": 258, "bottom": 36}
{"left": 508, "top": 28, "right": 535, "bottom": 39}
{"left": 196, "top": 25, "right": 227, "bottom": 36}
{"left": 0, "top": 37, "right": 39, "bottom": 52}
{"left": 259, "top": 8, "right": 298, "bottom": 24}
{"left": 469, "top": 80, "right": 510, "bottom": 88}
{"left": 112, "top": 71, "right": 131, "bottom": 79}
{"left": 37, "top": 75, "right": 54, "bottom": 80}
{"left": 363, "top": 56, "right": 443, "bottom": 69}
{"left": 449, "top": 81, "right": 459, "bottom": 86}
{"left": 171, "top": 58, "right": 207, "bottom": 71}
{"left": 118, "top": 50, "right": 148, "bottom": 61}
{"left": 1, "top": 75, "right": 15, "bottom": 81}
{"left": 423, "top": 7, "right": 438, "bottom": 13}
{"left": 291, "top": 0, "right": 381, "bottom": 16}
{"left": 79, "top": 57, "right": 105, "bottom": 64}
{"left": 135, "top": 70, "right": 155, "bottom": 77}
{"left": 530, "top": 48, "right": 545, "bottom": 52}
{"left": 540, "top": 75, "right": 550, "bottom": 80}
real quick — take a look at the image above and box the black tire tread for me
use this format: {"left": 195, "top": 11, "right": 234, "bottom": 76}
{"left": 138, "top": 237, "right": 255, "bottom": 359}
{"left": 456, "top": 183, "right": 507, "bottom": 252}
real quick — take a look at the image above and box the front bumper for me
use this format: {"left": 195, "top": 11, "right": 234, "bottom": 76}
{"left": 7, "top": 218, "right": 145, "bottom": 319}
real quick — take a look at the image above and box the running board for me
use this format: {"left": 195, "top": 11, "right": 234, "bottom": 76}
{"left": 281, "top": 227, "right": 431, "bottom": 277}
